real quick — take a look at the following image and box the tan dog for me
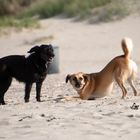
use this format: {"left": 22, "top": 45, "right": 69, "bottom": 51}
{"left": 66, "top": 38, "right": 138, "bottom": 100}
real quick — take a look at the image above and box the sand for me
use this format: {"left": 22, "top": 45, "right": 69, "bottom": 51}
{"left": 0, "top": 15, "right": 140, "bottom": 140}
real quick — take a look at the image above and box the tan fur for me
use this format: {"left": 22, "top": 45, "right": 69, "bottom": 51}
{"left": 66, "top": 38, "right": 138, "bottom": 100}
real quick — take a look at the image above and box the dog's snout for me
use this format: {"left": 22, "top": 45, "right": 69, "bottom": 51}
{"left": 51, "top": 53, "right": 55, "bottom": 57}
{"left": 75, "top": 83, "right": 80, "bottom": 88}
{"left": 75, "top": 80, "right": 82, "bottom": 88}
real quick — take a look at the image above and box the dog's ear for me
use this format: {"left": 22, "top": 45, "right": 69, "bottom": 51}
{"left": 66, "top": 74, "right": 71, "bottom": 83}
{"left": 83, "top": 74, "right": 89, "bottom": 83}
{"left": 28, "top": 46, "right": 40, "bottom": 53}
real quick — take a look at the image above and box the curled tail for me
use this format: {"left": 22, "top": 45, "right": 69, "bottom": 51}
{"left": 121, "top": 37, "right": 133, "bottom": 58}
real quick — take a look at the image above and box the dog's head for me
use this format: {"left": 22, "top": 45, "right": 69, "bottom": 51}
{"left": 28, "top": 44, "right": 55, "bottom": 63}
{"left": 66, "top": 72, "right": 89, "bottom": 91}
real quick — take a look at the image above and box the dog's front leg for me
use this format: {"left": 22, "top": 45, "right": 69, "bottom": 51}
{"left": 63, "top": 96, "right": 80, "bottom": 101}
{"left": 24, "top": 83, "right": 33, "bottom": 103}
{"left": 79, "top": 92, "right": 91, "bottom": 100}
{"left": 36, "top": 82, "right": 43, "bottom": 102}
{"left": 79, "top": 84, "right": 94, "bottom": 100}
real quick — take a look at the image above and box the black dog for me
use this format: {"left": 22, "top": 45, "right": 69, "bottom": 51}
{"left": 0, "top": 44, "right": 54, "bottom": 105}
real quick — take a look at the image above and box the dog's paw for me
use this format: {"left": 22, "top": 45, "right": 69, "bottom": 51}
{"left": 36, "top": 98, "right": 42, "bottom": 102}
{"left": 63, "top": 96, "right": 80, "bottom": 101}
{"left": 63, "top": 96, "right": 73, "bottom": 101}
{"left": 37, "top": 99, "right": 45, "bottom": 102}
{"left": 0, "top": 100, "right": 6, "bottom": 105}
{"left": 25, "top": 99, "right": 29, "bottom": 103}
{"left": 0, "top": 102, "right": 6, "bottom": 105}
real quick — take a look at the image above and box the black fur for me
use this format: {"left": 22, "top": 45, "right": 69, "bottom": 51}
{"left": 0, "top": 44, "right": 54, "bottom": 105}
{"left": 66, "top": 74, "right": 71, "bottom": 83}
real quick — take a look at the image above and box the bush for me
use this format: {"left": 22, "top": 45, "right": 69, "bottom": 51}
{"left": 0, "top": 0, "right": 35, "bottom": 16}
{"left": 89, "top": 0, "right": 129, "bottom": 23}
{"left": 63, "top": 0, "right": 111, "bottom": 18}
{"left": 0, "top": 0, "right": 136, "bottom": 30}
{"left": 20, "top": 0, "right": 112, "bottom": 19}
{"left": 20, "top": 0, "right": 66, "bottom": 18}
{"left": 0, "top": 16, "right": 39, "bottom": 29}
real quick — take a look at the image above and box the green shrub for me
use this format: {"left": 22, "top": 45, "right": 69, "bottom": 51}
{"left": 89, "top": 0, "right": 129, "bottom": 23}
{"left": 63, "top": 0, "right": 112, "bottom": 18}
{"left": 0, "top": 0, "right": 34, "bottom": 16}
{"left": 0, "top": 16, "right": 39, "bottom": 29}
{"left": 20, "top": 0, "right": 112, "bottom": 19}
{"left": 20, "top": 0, "right": 66, "bottom": 18}
{"left": 0, "top": 0, "right": 136, "bottom": 30}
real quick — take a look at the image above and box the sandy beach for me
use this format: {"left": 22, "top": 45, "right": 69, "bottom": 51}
{"left": 0, "top": 14, "right": 140, "bottom": 140}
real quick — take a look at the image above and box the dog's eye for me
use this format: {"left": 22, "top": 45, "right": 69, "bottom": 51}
{"left": 79, "top": 77, "right": 83, "bottom": 81}
{"left": 73, "top": 77, "right": 76, "bottom": 81}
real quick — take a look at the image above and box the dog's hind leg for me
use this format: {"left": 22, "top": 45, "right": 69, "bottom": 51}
{"left": 114, "top": 69, "right": 127, "bottom": 99}
{"left": 128, "top": 79, "right": 137, "bottom": 96}
{"left": 116, "top": 79, "right": 127, "bottom": 99}
{"left": 24, "top": 83, "right": 33, "bottom": 103}
{"left": 0, "top": 77, "right": 12, "bottom": 105}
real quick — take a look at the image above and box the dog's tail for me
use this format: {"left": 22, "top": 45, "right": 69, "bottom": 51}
{"left": 121, "top": 37, "right": 133, "bottom": 58}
